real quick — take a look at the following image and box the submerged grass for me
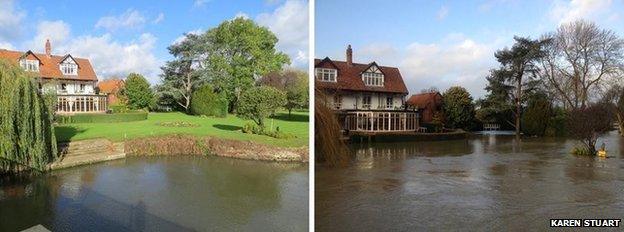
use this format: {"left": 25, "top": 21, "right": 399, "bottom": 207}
{"left": 315, "top": 89, "right": 351, "bottom": 166}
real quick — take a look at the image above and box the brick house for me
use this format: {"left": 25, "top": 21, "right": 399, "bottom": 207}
{"left": 406, "top": 92, "right": 443, "bottom": 123}
{"left": 97, "top": 78, "right": 125, "bottom": 105}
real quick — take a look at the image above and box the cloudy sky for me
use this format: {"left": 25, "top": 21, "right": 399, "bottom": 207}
{"left": 315, "top": 0, "right": 624, "bottom": 98}
{"left": 0, "top": 0, "right": 309, "bottom": 84}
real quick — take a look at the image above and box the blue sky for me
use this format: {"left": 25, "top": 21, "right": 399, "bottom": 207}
{"left": 0, "top": 0, "right": 309, "bottom": 83}
{"left": 316, "top": 0, "right": 624, "bottom": 97}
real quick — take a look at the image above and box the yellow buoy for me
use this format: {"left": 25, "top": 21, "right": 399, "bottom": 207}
{"left": 598, "top": 150, "right": 607, "bottom": 157}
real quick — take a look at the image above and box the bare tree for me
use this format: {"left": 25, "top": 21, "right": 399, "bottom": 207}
{"left": 567, "top": 102, "right": 613, "bottom": 155}
{"left": 538, "top": 20, "right": 624, "bottom": 110}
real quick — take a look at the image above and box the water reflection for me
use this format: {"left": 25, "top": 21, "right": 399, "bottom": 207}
{"left": 316, "top": 131, "right": 624, "bottom": 231}
{"left": 1, "top": 156, "right": 308, "bottom": 232}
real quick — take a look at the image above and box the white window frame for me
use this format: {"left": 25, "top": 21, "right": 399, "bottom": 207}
{"left": 362, "top": 95, "right": 372, "bottom": 109}
{"left": 362, "top": 72, "right": 384, "bottom": 87}
{"left": 386, "top": 96, "right": 394, "bottom": 109}
{"left": 20, "top": 59, "right": 39, "bottom": 72}
{"left": 333, "top": 95, "right": 342, "bottom": 109}
{"left": 315, "top": 68, "right": 337, "bottom": 82}
{"left": 60, "top": 63, "right": 78, "bottom": 75}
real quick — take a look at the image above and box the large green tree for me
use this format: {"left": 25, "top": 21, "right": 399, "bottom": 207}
{"left": 490, "top": 36, "right": 549, "bottom": 136}
{"left": 442, "top": 86, "right": 475, "bottom": 130}
{"left": 203, "top": 17, "right": 290, "bottom": 112}
{"left": 258, "top": 69, "right": 308, "bottom": 117}
{"left": 124, "top": 73, "right": 154, "bottom": 110}
{"left": 237, "top": 86, "right": 286, "bottom": 130}
{"left": 521, "top": 93, "right": 552, "bottom": 136}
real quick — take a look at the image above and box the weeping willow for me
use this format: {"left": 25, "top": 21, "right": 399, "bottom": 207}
{"left": 0, "top": 59, "right": 57, "bottom": 173}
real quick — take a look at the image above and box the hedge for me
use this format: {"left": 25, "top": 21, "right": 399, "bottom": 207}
{"left": 190, "top": 85, "right": 228, "bottom": 118}
{"left": 57, "top": 111, "right": 148, "bottom": 124}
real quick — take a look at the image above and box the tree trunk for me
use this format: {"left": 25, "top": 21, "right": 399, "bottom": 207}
{"left": 515, "top": 76, "right": 522, "bottom": 138}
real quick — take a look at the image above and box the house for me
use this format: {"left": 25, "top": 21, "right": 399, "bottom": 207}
{"left": 0, "top": 39, "right": 106, "bottom": 113}
{"left": 97, "top": 78, "right": 125, "bottom": 105}
{"left": 315, "top": 45, "right": 419, "bottom": 134}
{"left": 406, "top": 92, "right": 443, "bottom": 123}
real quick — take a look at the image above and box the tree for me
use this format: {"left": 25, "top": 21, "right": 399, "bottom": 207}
{"left": 420, "top": 86, "right": 439, "bottom": 94}
{"left": 258, "top": 69, "right": 308, "bottom": 116}
{"left": 0, "top": 60, "right": 57, "bottom": 173}
{"left": 190, "top": 85, "right": 228, "bottom": 117}
{"left": 476, "top": 69, "right": 515, "bottom": 128}
{"left": 491, "top": 36, "right": 549, "bottom": 136}
{"left": 521, "top": 93, "right": 552, "bottom": 136}
{"left": 160, "top": 34, "right": 207, "bottom": 113}
{"left": 237, "top": 86, "right": 286, "bottom": 130}
{"left": 538, "top": 20, "right": 624, "bottom": 110}
{"left": 601, "top": 84, "right": 624, "bottom": 135}
{"left": 203, "top": 17, "right": 290, "bottom": 112}
{"left": 124, "top": 73, "right": 154, "bottom": 110}
{"left": 567, "top": 102, "right": 613, "bottom": 155}
{"left": 442, "top": 86, "right": 475, "bottom": 130}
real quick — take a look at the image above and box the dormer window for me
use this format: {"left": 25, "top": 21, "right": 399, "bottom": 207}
{"left": 20, "top": 59, "right": 39, "bottom": 72}
{"left": 60, "top": 63, "right": 77, "bottom": 75}
{"left": 362, "top": 64, "right": 384, "bottom": 87}
{"left": 315, "top": 68, "right": 337, "bottom": 82}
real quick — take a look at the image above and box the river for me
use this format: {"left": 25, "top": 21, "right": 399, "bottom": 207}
{"left": 0, "top": 156, "right": 308, "bottom": 232}
{"left": 316, "top": 131, "right": 624, "bottom": 231}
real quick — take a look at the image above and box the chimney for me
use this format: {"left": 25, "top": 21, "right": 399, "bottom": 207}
{"left": 45, "top": 39, "right": 51, "bottom": 57}
{"left": 346, "top": 44, "right": 353, "bottom": 66}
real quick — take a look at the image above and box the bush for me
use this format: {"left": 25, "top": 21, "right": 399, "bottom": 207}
{"left": 545, "top": 107, "right": 568, "bottom": 137}
{"left": 125, "top": 73, "right": 154, "bottom": 110}
{"left": 442, "top": 86, "right": 475, "bottom": 130}
{"left": 521, "top": 94, "right": 552, "bottom": 136}
{"left": 109, "top": 103, "right": 130, "bottom": 113}
{"left": 237, "top": 86, "right": 286, "bottom": 129}
{"left": 190, "top": 85, "right": 228, "bottom": 117}
{"left": 57, "top": 111, "right": 148, "bottom": 124}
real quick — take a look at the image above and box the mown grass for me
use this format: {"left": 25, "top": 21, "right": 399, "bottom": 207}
{"left": 55, "top": 111, "right": 309, "bottom": 147}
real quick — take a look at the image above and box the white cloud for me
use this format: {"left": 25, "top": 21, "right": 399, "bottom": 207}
{"left": 153, "top": 13, "right": 165, "bottom": 24}
{"left": 437, "top": 5, "right": 449, "bottom": 20}
{"left": 62, "top": 33, "right": 162, "bottom": 83}
{"left": 234, "top": 12, "right": 250, "bottom": 20}
{"left": 172, "top": 29, "right": 204, "bottom": 45}
{"left": 95, "top": 9, "right": 146, "bottom": 31}
{"left": 194, "top": 0, "right": 210, "bottom": 7}
{"left": 26, "top": 20, "right": 71, "bottom": 53}
{"left": 257, "top": 0, "right": 309, "bottom": 68}
{"left": 0, "top": 0, "right": 25, "bottom": 45}
{"left": 550, "top": 0, "right": 614, "bottom": 24}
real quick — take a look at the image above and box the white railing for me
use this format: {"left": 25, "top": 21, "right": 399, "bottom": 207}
{"left": 344, "top": 111, "right": 419, "bottom": 132}
{"left": 56, "top": 95, "right": 107, "bottom": 113}
{"left": 483, "top": 123, "right": 500, "bottom": 131}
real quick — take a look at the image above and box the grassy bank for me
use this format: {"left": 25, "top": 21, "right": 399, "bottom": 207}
{"left": 55, "top": 111, "right": 308, "bottom": 147}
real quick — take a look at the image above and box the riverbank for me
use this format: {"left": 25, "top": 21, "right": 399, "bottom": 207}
{"left": 349, "top": 129, "right": 468, "bottom": 142}
{"left": 47, "top": 135, "right": 307, "bottom": 170}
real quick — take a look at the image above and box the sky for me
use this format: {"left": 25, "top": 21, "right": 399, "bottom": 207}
{"left": 0, "top": 0, "right": 309, "bottom": 84}
{"left": 315, "top": 0, "right": 624, "bottom": 98}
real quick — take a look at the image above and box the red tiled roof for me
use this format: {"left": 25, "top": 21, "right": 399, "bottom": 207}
{"left": 314, "top": 58, "right": 408, "bottom": 94}
{"left": 406, "top": 92, "right": 442, "bottom": 109}
{"left": 0, "top": 48, "right": 98, "bottom": 81}
{"left": 97, "top": 78, "right": 125, "bottom": 94}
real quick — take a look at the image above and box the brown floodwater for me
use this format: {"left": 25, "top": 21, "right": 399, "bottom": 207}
{"left": 0, "top": 156, "right": 308, "bottom": 232}
{"left": 316, "top": 131, "right": 624, "bottom": 231}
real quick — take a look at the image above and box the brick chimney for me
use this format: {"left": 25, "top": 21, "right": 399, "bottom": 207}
{"left": 45, "top": 39, "right": 51, "bottom": 57}
{"left": 346, "top": 44, "right": 353, "bottom": 66}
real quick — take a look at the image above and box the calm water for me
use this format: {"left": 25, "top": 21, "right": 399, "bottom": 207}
{"left": 0, "top": 156, "right": 308, "bottom": 232}
{"left": 316, "top": 131, "right": 624, "bottom": 231}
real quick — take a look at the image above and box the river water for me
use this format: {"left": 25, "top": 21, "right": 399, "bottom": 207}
{"left": 316, "top": 131, "right": 624, "bottom": 231}
{"left": 0, "top": 156, "right": 308, "bottom": 232}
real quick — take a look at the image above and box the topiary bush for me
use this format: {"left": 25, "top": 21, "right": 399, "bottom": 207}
{"left": 190, "top": 85, "right": 228, "bottom": 117}
{"left": 125, "top": 73, "right": 154, "bottom": 110}
{"left": 521, "top": 94, "right": 552, "bottom": 136}
{"left": 0, "top": 60, "right": 57, "bottom": 173}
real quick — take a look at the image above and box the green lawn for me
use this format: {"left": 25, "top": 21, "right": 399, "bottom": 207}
{"left": 55, "top": 111, "right": 309, "bottom": 147}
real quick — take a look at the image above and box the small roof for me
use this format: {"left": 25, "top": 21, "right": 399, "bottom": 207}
{"left": 406, "top": 92, "right": 442, "bottom": 108}
{"left": 97, "top": 78, "right": 125, "bottom": 94}
{"left": 0, "top": 48, "right": 97, "bottom": 81}
{"left": 314, "top": 57, "right": 408, "bottom": 94}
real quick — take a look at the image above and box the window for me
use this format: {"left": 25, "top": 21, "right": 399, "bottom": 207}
{"left": 61, "top": 63, "right": 78, "bottom": 75}
{"left": 60, "top": 83, "right": 67, "bottom": 92}
{"left": 79, "top": 84, "right": 85, "bottom": 92}
{"left": 315, "top": 68, "right": 337, "bottom": 82}
{"left": 386, "top": 97, "right": 394, "bottom": 109}
{"left": 362, "top": 95, "right": 372, "bottom": 108}
{"left": 333, "top": 95, "right": 342, "bottom": 109}
{"left": 20, "top": 59, "right": 39, "bottom": 72}
{"left": 362, "top": 72, "right": 384, "bottom": 87}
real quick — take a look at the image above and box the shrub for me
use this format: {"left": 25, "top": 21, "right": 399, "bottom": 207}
{"left": 57, "top": 111, "right": 148, "bottom": 124}
{"left": 0, "top": 60, "right": 57, "bottom": 172}
{"left": 109, "top": 103, "right": 130, "bottom": 113}
{"left": 237, "top": 86, "right": 286, "bottom": 129}
{"left": 125, "top": 73, "right": 154, "bottom": 110}
{"left": 190, "top": 85, "right": 228, "bottom": 117}
{"left": 567, "top": 103, "right": 613, "bottom": 155}
{"left": 521, "top": 94, "right": 552, "bottom": 136}
{"left": 442, "top": 86, "right": 475, "bottom": 130}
